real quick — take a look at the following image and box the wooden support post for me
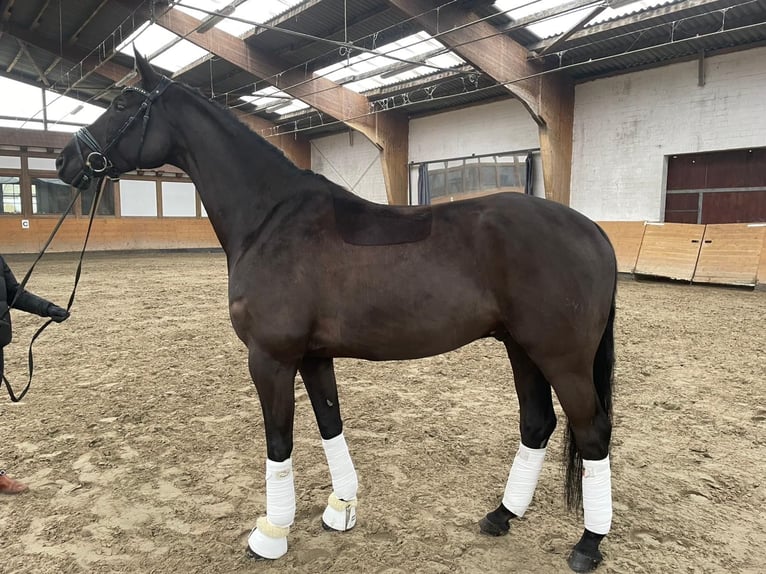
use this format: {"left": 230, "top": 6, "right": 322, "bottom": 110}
{"left": 538, "top": 74, "right": 575, "bottom": 205}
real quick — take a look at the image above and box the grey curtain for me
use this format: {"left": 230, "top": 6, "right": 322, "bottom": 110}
{"left": 524, "top": 153, "right": 534, "bottom": 195}
{"left": 417, "top": 163, "right": 431, "bottom": 205}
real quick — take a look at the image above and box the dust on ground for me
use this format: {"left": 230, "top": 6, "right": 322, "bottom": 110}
{"left": 1, "top": 251, "right": 764, "bottom": 574}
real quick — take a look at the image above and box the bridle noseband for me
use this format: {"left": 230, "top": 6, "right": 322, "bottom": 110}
{"left": 72, "top": 75, "right": 173, "bottom": 189}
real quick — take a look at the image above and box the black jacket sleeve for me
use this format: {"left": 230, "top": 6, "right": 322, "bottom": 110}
{"left": 2, "top": 257, "right": 52, "bottom": 317}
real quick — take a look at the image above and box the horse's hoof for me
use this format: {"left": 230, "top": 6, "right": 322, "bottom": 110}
{"left": 321, "top": 502, "right": 356, "bottom": 532}
{"left": 567, "top": 548, "right": 603, "bottom": 572}
{"left": 479, "top": 515, "right": 510, "bottom": 537}
{"left": 245, "top": 546, "right": 271, "bottom": 561}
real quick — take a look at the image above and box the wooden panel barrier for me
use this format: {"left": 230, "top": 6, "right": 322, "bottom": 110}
{"left": 634, "top": 223, "right": 705, "bottom": 282}
{"left": 758, "top": 227, "right": 766, "bottom": 289}
{"left": 0, "top": 216, "right": 219, "bottom": 254}
{"left": 693, "top": 224, "right": 766, "bottom": 286}
{"left": 595, "top": 221, "right": 646, "bottom": 274}
{"left": 4, "top": 215, "right": 766, "bottom": 288}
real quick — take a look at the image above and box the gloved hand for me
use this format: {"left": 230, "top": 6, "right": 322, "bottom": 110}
{"left": 47, "top": 303, "right": 70, "bottom": 323}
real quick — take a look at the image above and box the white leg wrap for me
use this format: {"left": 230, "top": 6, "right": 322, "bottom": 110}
{"left": 582, "top": 456, "right": 612, "bottom": 535}
{"left": 247, "top": 458, "right": 295, "bottom": 559}
{"left": 501, "top": 444, "right": 547, "bottom": 517}
{"left": 321, "top": 433, "right": 358, "bottom": 531}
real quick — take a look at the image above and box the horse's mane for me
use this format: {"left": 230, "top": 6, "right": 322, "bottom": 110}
{"left": 172, "top": 81, "right": 364, "bottom": 199}
{"left": 175, "top": 82, "right": 315, "bottom": 178}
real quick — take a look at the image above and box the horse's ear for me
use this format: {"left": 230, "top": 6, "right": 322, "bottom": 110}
{"left": 133, "top": 45, "right": 161, "bottom": 90}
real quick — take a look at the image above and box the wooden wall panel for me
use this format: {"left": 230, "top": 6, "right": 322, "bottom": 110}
{"left": 693, "top": 224, "right": 766, "bottom": 286}
{"left": 634, "top": 223, "right": 705, "bottom": 281}
{"left": 596, "top": 221, "right": 646, "bottom": 273}
{"left": 758, "top": 228, "right": 766, "bottom": 289}
{"left": 0, "top": 217, "right": 219, "bottom": 254}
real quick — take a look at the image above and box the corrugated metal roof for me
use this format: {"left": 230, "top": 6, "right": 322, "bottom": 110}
{"left": 1, "top": 0, "right": 765, "bottom": 136}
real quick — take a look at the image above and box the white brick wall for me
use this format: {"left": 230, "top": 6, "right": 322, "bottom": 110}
{"left": 310, "top": 98, "right": 542, "bottom": 205}
{"left": 408, "top": 99, "right": 539, "bottom": 163}
{"left": 571, "top": 46, "right": 766, "bottom": 221}
{"left": 311, "top": 131, "right": 388, "bottom": 204}
{"left": 309, "top": 47, "right": 765, "bottom": 217}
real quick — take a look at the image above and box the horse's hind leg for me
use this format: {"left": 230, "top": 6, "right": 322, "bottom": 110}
{"left": 480, "top": 338, "right": 557, "bottom": 536}
{"left": 299, "top": 356, "right": 359, "bottom": 532}
{"left": 550, "top": 365, "right": 612, "bottom": 573}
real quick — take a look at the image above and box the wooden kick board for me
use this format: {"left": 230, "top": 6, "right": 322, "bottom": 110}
{"left": 693, "top": 224, "right": 766, "bottom": 286}
{"left": 596, "top": 221, "right": 646, "bottom": 273}
{"left": 634, "top": 223, "right": 704, "bottom": 282}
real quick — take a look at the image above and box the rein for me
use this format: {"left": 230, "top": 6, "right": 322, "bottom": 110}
{"left": 2, "top": 76, "right": 172, "bottom": 401}
{"left": 1, "top": 178, "right": 104, "bottom": 402}
{"left": 71, "top": 76, "right": 172, "bottom": 189}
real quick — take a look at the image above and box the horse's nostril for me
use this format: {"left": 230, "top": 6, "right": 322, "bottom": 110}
{"left": 55, "top": 155, "right": 63, "bottom": 170}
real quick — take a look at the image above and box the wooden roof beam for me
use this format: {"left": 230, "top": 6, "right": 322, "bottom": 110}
{"left": 387, "top": 0, "right": 544, "bottom": 124}
{"left": 151, "top": 6, "right": 409, "bottom": 204}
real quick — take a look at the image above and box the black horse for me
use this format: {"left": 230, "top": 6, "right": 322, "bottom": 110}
{"left": 57, "top": 51, "right": 617, "bottom": 572}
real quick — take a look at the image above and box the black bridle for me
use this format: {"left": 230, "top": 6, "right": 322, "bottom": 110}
{"left": 71, "top": 76, "right": 173, "bottom": 189}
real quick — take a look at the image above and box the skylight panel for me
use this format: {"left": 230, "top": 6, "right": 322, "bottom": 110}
{"left": 44, "top": 90, "right": 105, "bottom": 125}
{"left": 494, "top": 0, "right": 598, "bottom": 38}
{"left": 315, "top": 32, "right": 466, "bottom": 93}
{"left": 0, "top": 77, "right": 43, "bottom": 118}
{"left": 116, "top": 21, "right": 208, "bottom": 74}
{"left": 149, "top": 39, "right": 209, "bottom": 73}
{"left": 427, "top": 52, "right": 466, "bottom": 70}
{"left": 175, "top": 0, "right": 305, "bottom": 37}
{"left": 590, "top": 0, "right": 676, "bottom": 26}
{"left": 117, "top": 22, "right": 176, "bottom": 56}
{"left": 493, "top": 0, "right": 676, "bottom": 39}
{"left": 240, "top": 86, "right": 309, "bottom": 116}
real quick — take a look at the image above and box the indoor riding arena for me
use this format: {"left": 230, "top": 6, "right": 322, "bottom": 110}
{"left": 1, "top": 1, "right": 765, "bottom": 574}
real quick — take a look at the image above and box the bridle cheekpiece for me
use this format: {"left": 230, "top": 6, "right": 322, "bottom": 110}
{"left": 72, "top": 75, "right": 173, "bottom": 189}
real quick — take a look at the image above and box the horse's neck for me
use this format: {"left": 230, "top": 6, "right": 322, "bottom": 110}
{"left": 167, "top": 97, "right": 299, "bottom": 255}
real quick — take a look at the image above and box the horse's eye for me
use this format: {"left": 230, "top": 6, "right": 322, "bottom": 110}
{"left": 115, "top": 100, "right": 126, "bottom": 111}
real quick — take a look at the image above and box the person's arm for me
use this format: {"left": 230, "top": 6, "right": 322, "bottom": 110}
{"left": 3, "top": 259, "right": 69, "bottom": 322}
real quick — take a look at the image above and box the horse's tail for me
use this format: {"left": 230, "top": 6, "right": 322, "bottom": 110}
{"left": 564, "top": 271, "right": 616, "bottom": 510}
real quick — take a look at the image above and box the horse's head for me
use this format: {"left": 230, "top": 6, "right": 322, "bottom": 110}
{"left": 57, "top": 49, "right": 175, "bottom": 189}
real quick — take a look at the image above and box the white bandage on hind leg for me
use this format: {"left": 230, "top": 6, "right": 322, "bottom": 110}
{"left": 248, "top": 458, "right": 295, "bottom": 559}
{"left": 321, "top": 433, "right": 358, "bottom": 531}
{"left": 501, "top": 444, "right": 547, "bottom": 517}
{"left": 582, "top": 456, "right": 612, "bottom": 535}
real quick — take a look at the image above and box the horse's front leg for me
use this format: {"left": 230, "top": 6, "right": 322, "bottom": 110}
{"left": 299, "top": 356, "right": 359, "bottom": 532}
{"left": 246, "top": 346, "right": 298, "bottom": 560}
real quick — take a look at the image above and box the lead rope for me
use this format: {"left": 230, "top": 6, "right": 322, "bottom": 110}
{"left": 1, "top": 177, "right": 104, "bottom": 402}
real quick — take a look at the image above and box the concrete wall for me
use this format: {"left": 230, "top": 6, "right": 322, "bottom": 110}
{"left": 571, "top": 45, "right": 766, "bottom": 222}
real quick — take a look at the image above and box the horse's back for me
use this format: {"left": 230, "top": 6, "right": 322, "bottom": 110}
{"left": 431, "top": 192, "right": 615, "bottom": 274}
{"left": 432, "top": 193, "right": 616, "bottom": 349}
